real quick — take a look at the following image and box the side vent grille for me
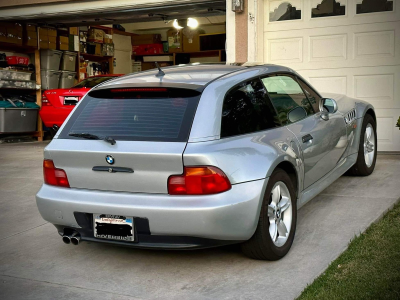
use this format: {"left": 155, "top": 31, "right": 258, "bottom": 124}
{"left": 344, "top": 109, "right": 356, "bottom": 124}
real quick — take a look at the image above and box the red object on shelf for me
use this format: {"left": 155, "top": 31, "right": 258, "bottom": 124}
{"left": 6, "top": 56, "right": 29, "bottom": 66}
{"left": 132, "top": 43, "right": 164, "bottom": 55}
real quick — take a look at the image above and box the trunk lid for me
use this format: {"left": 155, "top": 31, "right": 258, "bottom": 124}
{"left": 44, "top": 88, "right": 88, "bottom": 108}
{"left": 45, "top": 139, "right": 185, "bottom": 193}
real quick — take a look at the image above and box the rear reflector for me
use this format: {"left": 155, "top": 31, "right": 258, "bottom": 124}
{"left": 168, "top": 166, "right": 231, "bottom": 195}
{"left": 110, "top": 88, "right": 167, "bottom": 93}
{"left": 43, "top": 159, "right": 70, "bottom": 188}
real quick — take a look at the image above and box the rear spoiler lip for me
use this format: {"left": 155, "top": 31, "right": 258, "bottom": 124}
{"left": 93, "top": 82, "right": 205, "bottom": 92}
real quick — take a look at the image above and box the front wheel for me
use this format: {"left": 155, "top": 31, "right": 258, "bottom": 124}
{"left": 348, "top": 114, "right": 377, "bottom": 176}
{"left": 241, "top": 168, "right": 297, "bottom": 260}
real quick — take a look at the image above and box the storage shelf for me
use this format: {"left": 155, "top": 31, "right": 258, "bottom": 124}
{"left": 81, "top": 53, "right": 113, "bottom": 60}
{"left": 0, "top": 42, "right": 38, "bottom": 53}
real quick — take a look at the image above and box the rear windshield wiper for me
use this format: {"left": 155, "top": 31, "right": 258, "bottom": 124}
{"left": 68, "top": 132, "right": 116, "bottom": 145}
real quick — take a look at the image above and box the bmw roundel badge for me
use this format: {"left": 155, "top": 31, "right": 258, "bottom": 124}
{"left": 105, "top": 155, "right": 114, "bottom": 165}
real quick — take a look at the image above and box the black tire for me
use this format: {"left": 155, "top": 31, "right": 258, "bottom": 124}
{"left": 241, "top": 168, "right": 297, "bottom": 260}
{"left": 347, "top": 114, "right": 377, "bottom": 176}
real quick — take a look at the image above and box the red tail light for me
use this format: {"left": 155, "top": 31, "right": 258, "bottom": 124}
{"left": 41, "top": 93, "right": 52, "bottom": 106}
{"left": 168, "top": 166, "right": 231, "bottom": 195}
{"left": 110, "top": 88, "right": 167, "bottom": 93}
{"left": 43, "top": 160, "right": 70, "bottom": 188}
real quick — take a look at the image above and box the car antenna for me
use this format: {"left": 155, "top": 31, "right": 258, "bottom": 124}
{"left": 155, "top": 62, "right": 165, "bottom": 77}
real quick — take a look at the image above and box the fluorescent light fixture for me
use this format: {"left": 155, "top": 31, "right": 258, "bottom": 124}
{"left": 187, "top": 18, "right": 199, "bottom": 28}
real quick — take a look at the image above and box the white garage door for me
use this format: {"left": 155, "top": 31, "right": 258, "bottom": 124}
{"left": 264, "top": 0, "right": 400, "bottom": 151}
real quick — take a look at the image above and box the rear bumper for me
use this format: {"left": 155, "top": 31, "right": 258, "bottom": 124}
{"left": 39, "top": 106, "right": 73, "bottom": 128}
{"left": 36, "top": 179, "right": 266, "bottom": 248}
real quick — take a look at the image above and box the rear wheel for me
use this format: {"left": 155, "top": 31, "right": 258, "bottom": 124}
{"left": 241, "top": 168, "right": 297, "bottom": 260}
{"left": 348, "top": 114, "right": 377, "bottom": 176}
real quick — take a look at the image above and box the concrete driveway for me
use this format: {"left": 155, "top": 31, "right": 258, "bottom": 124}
{"left": 0, "top": 142, "right": 399, "bottom": 300}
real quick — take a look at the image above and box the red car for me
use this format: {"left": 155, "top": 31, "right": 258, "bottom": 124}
{"left": 40, "top": 74, "right": 122, "bottom": 129}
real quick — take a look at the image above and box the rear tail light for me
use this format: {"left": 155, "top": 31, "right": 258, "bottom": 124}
{"left": 43, "top": 159, "right": 70, "bottom": 188}
{"left": 41, "top": 93, "right": 52, "bottom": 106}
{"left": 168, "top": 166, "right": 231, "bottom": 195}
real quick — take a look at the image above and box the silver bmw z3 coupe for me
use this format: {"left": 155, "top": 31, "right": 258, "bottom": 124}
{"left": 36, "top": 64, "right": 377, "bottom": 260}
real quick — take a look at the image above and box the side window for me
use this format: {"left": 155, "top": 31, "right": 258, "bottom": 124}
{"left": 298, "top": 79, "right": 321, "bottom": 113}
{"left": 261, "top": 75, "right": 314, "bottom": 125}
{"left": 221, "top": 79, "right": 280, "bottom": 138}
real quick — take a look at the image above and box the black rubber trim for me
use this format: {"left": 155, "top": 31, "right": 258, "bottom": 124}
{"left": 92, "top": 166, "right": 134, "bottom": 173}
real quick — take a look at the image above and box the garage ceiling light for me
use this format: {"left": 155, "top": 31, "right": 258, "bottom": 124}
{"left": 173, "top": 18, "right": 199, "bottom": 29}
{"left": 173, "top": 19, "right": 184, "bottom": 29}
{"left": 187, "top": 18, "right": 199, "bottom": 28}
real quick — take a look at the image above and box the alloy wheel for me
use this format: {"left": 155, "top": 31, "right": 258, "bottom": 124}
{"left": 364, "top": 123, "right": 375, "bottom": 168}
{"left": 268, "top": 181, "right": 292, "bottom": 247}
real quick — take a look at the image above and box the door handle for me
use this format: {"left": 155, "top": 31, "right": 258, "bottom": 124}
{"left": 302, "top": 134, "right": 313, "bottom": 143}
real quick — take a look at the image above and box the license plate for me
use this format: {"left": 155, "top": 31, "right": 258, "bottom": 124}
{"left": 93, "top": 214, "right": 134, "bottom": 242}
{"left": 64, "top": 96, "right": 78, "bottom": 105}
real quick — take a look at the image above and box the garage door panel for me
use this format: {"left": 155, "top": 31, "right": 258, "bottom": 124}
{"left": 264, "top": 0, "right": 399, "bottom": 32}
{"left": 375, "top": 109, "right": 400, "bottom": 152}
{"left": 354, "top": 74, "right": 396, "bottom": 109}
{"left": 308, "top": 76, "right": 348, "bottom": 94}
{"left": 264, "top": 21, "right": 400, "bottom": 70}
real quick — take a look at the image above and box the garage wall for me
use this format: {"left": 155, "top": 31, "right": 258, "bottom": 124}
{"left": 263, "top": 0, "right": 400, "bottom": 151}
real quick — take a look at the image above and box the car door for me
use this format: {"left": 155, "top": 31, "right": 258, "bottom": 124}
{"left": 261, "top": 74, "right": 347, "bottom": 189}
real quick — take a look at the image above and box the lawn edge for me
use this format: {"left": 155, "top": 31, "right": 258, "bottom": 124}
{"left": 295, "top": 196, "right": 400, "bottom": 299}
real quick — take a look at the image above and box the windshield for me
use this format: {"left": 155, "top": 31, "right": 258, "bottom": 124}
{"left": 73, "top": 76, "right": 115, "bottom": 88}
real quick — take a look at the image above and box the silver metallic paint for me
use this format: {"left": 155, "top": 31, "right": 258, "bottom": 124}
{"left": 36, "top": 64, "right": 376, "bottom": 244}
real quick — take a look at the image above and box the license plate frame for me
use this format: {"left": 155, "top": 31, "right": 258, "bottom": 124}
{"left": 93, "top": 214, "right": 134, "bottom": 242}
{"left": 64, "top": 96, "right": 79, "bottom": 105}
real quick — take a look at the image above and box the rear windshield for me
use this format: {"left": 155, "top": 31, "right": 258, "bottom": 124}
{"left": 73, "top": 77, "right": 116, "bottom": 88}
{"left": 59, "top": 88, "right": 201, "bottom": 142}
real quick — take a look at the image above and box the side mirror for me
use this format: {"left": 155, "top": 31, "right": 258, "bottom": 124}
{"left": 287, "top": 106, "right": 307, "bottom": 123}
{"left": 320, "top": 98, "right": 338, "bottom": 114}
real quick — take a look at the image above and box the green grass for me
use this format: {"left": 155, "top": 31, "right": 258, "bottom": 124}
{"left": 297, "top": 201, "right": 400, "bottom": 300}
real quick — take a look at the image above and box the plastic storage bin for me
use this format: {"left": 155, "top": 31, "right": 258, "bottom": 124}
{"left": 0, "top": 79, "right": 35, "bottom": 89}
{"left": 6, "top": 56, "right": 29, "bottom": 66}
{"left": 40, "top": 49, "right": 62, "bottom": 70}
{"left": 59, "top": 71, "right": 76, "bottom": 88}
{"left": 0, "top": 70, "right": 32, "bottom": 80}
{"left": 60, "top": 51, "right": 77, "bottom": 71}
{"left": 0, "top": 108, "right": 38, "bottom": 133}
{"left": 40, "top": 70, "right": 61, "bottom": 90}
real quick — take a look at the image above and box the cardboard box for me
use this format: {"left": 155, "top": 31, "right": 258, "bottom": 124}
{"left": 26, "top": 24, "right": 36, "bottom": 32}
{"left": 132, "top": 34, "right": 161, "bottom": 46}
{"left": 39, "top": 35, "right": 49, "bottom": 49}
{"left": 38, "top": 27, "right": 48, "bottom": 37}
{"left": 24, "top": 30, "right": 38, "bottom": 47}
{"left": 47, "top": 28, "right": 57, "bottom": 37}
{"left": 167, "top": 29, "right": 182, "bottom": 53}
{"left": 104, "top": 34, "right": 112, "bottom": 44}
{"left": 69, "top": 27, "right": 79, "bottom": 35}
{"left": 57, "top": 36, "right": 69, "bottom": 50}
{"left": 87, "top": 28, "right": 104, "bottom": 43}
{"left": 95, "top": 43, "right": 102, "bottom": 56}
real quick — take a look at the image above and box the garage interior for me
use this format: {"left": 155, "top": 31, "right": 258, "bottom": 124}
{"left": 0, "top": 0, "right": 226, "bottom": 141}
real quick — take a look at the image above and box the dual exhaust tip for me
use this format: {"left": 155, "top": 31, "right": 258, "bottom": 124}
{"left": 62, "top": 232, "right": 81, "bottom": 245}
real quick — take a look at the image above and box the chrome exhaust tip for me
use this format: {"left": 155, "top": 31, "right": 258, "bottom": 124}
{"left": 62, "top": 235, "right": 71, "bottom": 244}
{"left": 70, "top": 232, "right": 81, "bottom": 245}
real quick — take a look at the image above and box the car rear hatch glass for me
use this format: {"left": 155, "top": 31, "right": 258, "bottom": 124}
{"left": 51, "top": 87, "right": 201, "bottom": 193}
